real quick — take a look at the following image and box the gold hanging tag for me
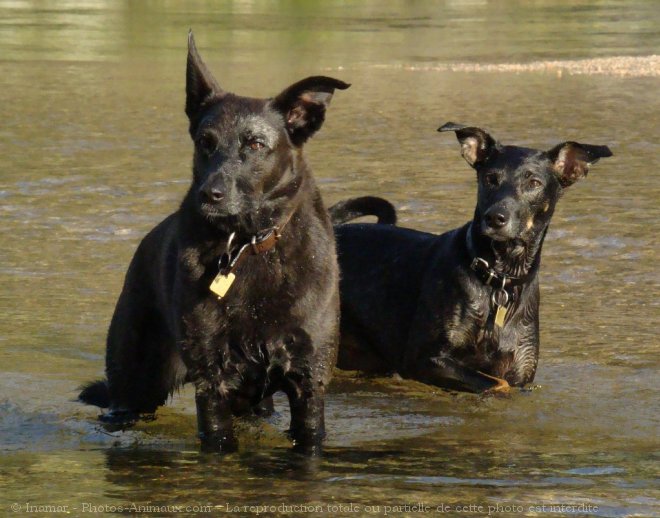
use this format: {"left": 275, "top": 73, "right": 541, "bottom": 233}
{"left": 492, "top": 287, "right": 510, "bottom": 328}
{"left": 494, "top": 304, "right": 508, "bottom": 328}
{"left": 210, "top": 272, "right": 236, "bottom": 299}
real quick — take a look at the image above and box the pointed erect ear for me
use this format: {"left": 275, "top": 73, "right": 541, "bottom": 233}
{"left": 271, "top": 76, "right": 350, "bottom": 147}
{"left": 438, "top": 122, "right": 498, "bottom": 168}
{"left": 185, "top": 31, "right": 223, "bottom": 125}
{"left": 547, "top": 141, "right": 613, "bottom": 187}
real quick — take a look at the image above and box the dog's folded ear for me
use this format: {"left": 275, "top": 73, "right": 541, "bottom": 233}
{"left": 186, "top": 31, "right": 224, "bottom": 130}
{"left": 271, "top": 76, "right": 350, "bottom": 147}
{"left": 547, "top": 142, "right": 613, "bottom": 187}
{"left": 438, "top": 122, "right": 498, "bottom": 168}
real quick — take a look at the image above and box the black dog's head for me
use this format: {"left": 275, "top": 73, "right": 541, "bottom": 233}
{"left": 438, "top": 122, "right": 612, "bottom": 246}
{"left": 184, "top": 32, "right": 349, "bottom": 232}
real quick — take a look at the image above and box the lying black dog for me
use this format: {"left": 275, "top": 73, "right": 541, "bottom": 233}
{"left": 330, "top": 123, "right": 612, "bottom": 392}
{"left": 79, "top": 32, "right": 349, "bottom": 453}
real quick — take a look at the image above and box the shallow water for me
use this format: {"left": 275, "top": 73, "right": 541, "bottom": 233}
{"left": 0, "top": 1, "right": 658, "bottom": 517}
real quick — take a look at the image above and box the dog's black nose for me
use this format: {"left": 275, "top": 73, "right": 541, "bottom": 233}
{"left": 201, "top": 186, "right": 225, "bottom": 203}
{"left": 485, "top": 208, "right": 509, "bottom": 229}
{"left": 209, "top": 188, "right": 224, "bottom": 201}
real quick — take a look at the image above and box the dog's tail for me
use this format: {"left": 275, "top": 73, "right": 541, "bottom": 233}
{"left": 78, "top": 379, "right": 110, "bottom": 408}
{"left": 328, "top": 196, "right": 397, "bottom": 225}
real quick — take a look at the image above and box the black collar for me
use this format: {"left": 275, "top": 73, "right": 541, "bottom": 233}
{"left": 469, "top": 256, "right": 526, "bottom": 288}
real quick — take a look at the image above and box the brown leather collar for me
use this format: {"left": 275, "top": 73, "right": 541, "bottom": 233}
{"left": 218, "top": 210, "right": 294, "bottom": 276}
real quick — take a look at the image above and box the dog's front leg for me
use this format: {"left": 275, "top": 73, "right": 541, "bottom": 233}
{"left": 284, "top": 378, "right": 325, "bottom": 455}
{"left": 195, "top": 383, "right": 237, "bottom": 453}
{"left": 176, "top": 283, "right": 237, "bottom": 452}
{"left": 417, "top": 354, "right": 510, "bottom": 393}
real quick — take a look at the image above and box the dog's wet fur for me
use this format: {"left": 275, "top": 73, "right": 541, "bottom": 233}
{"left": 330, "top": 123, "right": 612, "bottom": 392}
{"left": 78, "top": 33, "right": 349, "bottom": 453}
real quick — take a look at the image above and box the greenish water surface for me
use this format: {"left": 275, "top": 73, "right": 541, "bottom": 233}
{"left": 0, "top": 1, "right": 658, "bottom": 517}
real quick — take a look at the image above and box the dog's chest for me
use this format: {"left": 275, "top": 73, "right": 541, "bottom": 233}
{"left": 222, "top": 294, "right": 290, "bottom": 334}
{"left": 180, "top": 288, "right": 300, "bottom": 404}
{"left": 445, "top": 296, "right": 518, "bottom": 362}
{"left": 212, "top": 302, "right": 310, "bottom": 406}
{"left": 179, "top": 243, "right": 323, "bottom": 400}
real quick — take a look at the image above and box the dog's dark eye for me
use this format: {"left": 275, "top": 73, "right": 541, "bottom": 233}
{"left": 523, "top": 171, "right": 543, "bottom": 190}
{"left": 197, "top": 131, "right": 218, "bottom": 156}
{"left": 245, "top": 138, "right": 265, "bottom": 152}
{"left": 484, "top": 173, "right": 500, "bottom": 187}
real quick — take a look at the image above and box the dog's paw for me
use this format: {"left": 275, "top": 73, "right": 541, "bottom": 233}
{"left": 199, "top": 432, "right": 238, "bottom": 454}
{"left": 98, "top": 409, "right": 141, "bottom": 431}
{"left": 288, "top": 428, "right": 325, "bottom": 456}
{"left": 478, "top": 372, "right": 511, "bottom": 396}
{"left": 488, "top": 377, "right": 511, "bottom": 395}
{"left": 290, "top": 439, "right": 323, "bottom": 456}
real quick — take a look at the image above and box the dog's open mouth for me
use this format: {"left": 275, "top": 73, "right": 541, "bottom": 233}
{"left": 198, "top": 204, "right": 249, "bottom": 233}
{"left": 483, "top": 232, "right": 511, "bottom": 242}
{"left": 199, "top": 203, "right": 228, "bottom": 219}
{"left": 481, "top": 226, "right": 518, "bottom": 243}
{"left": 491, "top": 238, "right": 527, "bottom": 258}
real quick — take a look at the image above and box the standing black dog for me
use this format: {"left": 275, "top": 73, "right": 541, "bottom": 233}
{"left": 78, "top": 32, "right": 349, "bottom": 453}
{"left": 330, "top": 123, "right": 612, "bottom": 392}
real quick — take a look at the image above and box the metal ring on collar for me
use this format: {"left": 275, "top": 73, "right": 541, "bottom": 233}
{"left": 491, "top": 288, "right": 509, "bottom": 307}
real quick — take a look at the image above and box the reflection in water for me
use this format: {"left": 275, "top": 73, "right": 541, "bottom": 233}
{"left": 365, "top": 55, "right": 660, "bottom": 78}
{"left": 0, "top": 1, "right": 658, "bottom": 516}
